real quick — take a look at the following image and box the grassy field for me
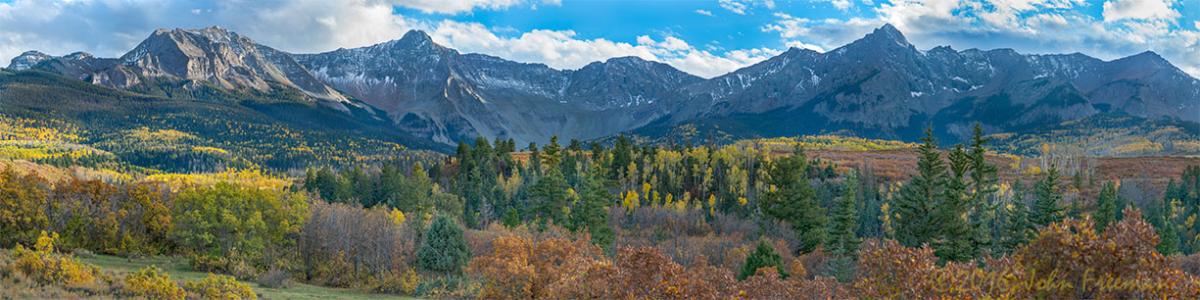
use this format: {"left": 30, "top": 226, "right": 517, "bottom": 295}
{"left": 80, "top": 254, "right": 419, "bottom": 300}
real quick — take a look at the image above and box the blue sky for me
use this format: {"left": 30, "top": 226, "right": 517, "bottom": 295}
{"left": 0, "top": 0, "right": 1198, "bottom": 78}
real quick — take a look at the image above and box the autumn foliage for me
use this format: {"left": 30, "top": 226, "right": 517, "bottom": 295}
{"left": 467, "top": 208, "right": 1200, "bottom": 299}
{"left": 854, "top": 208, "right": 1200, "bottom": 299}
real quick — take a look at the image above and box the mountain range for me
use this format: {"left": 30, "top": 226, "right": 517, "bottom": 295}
{"left": 7, "top": 24, "right": 1199, "bottom": 149}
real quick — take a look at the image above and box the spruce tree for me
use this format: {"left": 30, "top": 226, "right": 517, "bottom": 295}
{"left": 1000, "top": 191, "right": 1034, "bottom": 254}
{"left": 1095, "top": 181, "right": 1118, "bottom": 232}
{"left": 417, "top": 215, "right": 472, "bottom": 274}
{"left": 542, "top": 136, "right": 563, "bottom": 169}
{"left": 738, "top": 240, "right": 788, "bottom": 280}
{"left": 935, "top": 145, "right": 975, "bottom": 261}
{"left": 893, "top": 127, "right": 945, "bottom": 248}
{"left": 1156, "top": 199, "right": 1182, "bottom": 255}
{"left": 529, "top": 168, "right": 570, "bottom": 226}
{"left": 967, "top": 124, "right": 999, "bottom": 255}
{"left": 1031, "top": 166, "right": 1063, "bottom": 227}
{"left": 827, "top": 172, "right": 860, "bottom": 257}
{"left": 761, "top": 148, "right": 826, "bottom": 253}
{"left": 569, "top": 169, "right": 615, "bottom": 249}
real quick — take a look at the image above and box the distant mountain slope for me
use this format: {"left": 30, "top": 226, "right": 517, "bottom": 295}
{"left": 7, "top": 25, "right": 1199, "bottom": 152}
{"left": 296, "top": 31, "right": 701, "bottom": 145}
{"left": 0, "top": 68, "right": 441, "bottom": 172}
{"left": 8, "top": 27, "right": 365, "bottom": 111}
{"left": 668, "top": 24, "right": 1200, "bottom": 143}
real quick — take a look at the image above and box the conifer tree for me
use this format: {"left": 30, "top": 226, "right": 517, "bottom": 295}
{"left": 827, "top": 172, "right": 860, "bottom": 257}
{"left": 935, "top": 145, "right": 976, "bottom": 261}
{"left": 997, "top": 181, "right": 1033, "bottom": 254}
{"left": 1095, "top": 181, "right": 1118, "bottom": 232}
{"left": 417, "top": 215, "right": 471, "bottom": 274}
{"left": 1156, "top": 198, "right": 1183, "bottom": 255}
{"left": 569, "top": 168, "right": 614, "bottom": 249}
{"left": 761, "top": 148, "right": 825, "bottom": 253}
{"left": 967, "top": 124, "right": 999, "bottom": 255}
{"left": 1031, "top": 166, "right": 1063, "bottom": 227}
{"left": 542, "top": 136, "right": 563, "bottom": 169}
{"left": 738, "top": 240, "right": 788, "bottom": 280}
{"left": 530, "top": 168, "right": 570, "bottom": 226}
{"left": 893, "top": 127, "right": 945, "bottom": 248}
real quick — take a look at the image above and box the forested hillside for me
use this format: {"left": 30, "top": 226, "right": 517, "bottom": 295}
{"left": 2, "top": 122, "right": 1199, "bottom": 298}
{"left": 0, "top": 69, "right": 444, "bottom": 174}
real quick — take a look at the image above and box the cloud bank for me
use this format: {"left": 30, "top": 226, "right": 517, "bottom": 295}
{"left": 0, "top": 0, "right": 771, "bottom": 78}
{"left": 0, "top": 0, "right": 1196, "bottom": 79}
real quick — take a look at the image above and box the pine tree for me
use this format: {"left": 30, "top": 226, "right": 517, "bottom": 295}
{"left": 542, "top": 136, "right": 563, "bottom": 169}
{"left": 967, "top": 124, "right": 999, "bottom": 256}
{"left": 738, "top": 240, "right": 788, "bottom": 280}
{"left": 569, "top": 169, "right": 614, "bottom": 249}
{"left": 530, "top": 168, "right": 570, "bottom": 226}
{"left": 1095, "top": 181, "right": 1118, "bottom": 232}
{"left": 935, "top": 145, "right": 976, "bottom": 261}
{"left": 827, "top": 172, "right": 860, "bottom": 257}
{"left": 1156, "top": 198, "right": 1183, "bottom": 255}
{"left": 1031, "top": 166, "right": 1063, "bottom": 227}
{"left": 893, "top": 127, "right": 945, "bottom": 248}
{"left": 761, "top": 148, "right": 826, "bottom": 253}
{"left": 417, "top": 215, "right": 472, "bottom": 274}
{"left": 1000, "top": 192, "right": 1034, "bottom": 254}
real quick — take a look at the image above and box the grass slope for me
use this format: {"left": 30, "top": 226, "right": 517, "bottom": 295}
{"left": 80, "top": 255, "right": 418, "bottom": 300}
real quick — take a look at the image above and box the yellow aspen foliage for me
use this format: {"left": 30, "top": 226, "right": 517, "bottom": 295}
{"left": 738, "top": 196, "right": 749, "bottom": 206}
{"left": 390, "top": 208, "right": 406, "bottom": 225}
{"left": 125, "top": 266, "right": 186, "bottom": 300}
{"left": 880, "top": 202, "right": 894, "bottom": 238}
{"left": 672, "top": 197, "right": 688, "bottom": 212}
{"left": 11, "top": 231, "right": 101, "bottom": 286}
{"left": 185, "top": 274, "right": 256, "bottom": 300}
{"left": 622, "top": 190, "right": 641, "bottom": 211}
{"left": 641, "top": 182, "right": 652, "bottom": 201}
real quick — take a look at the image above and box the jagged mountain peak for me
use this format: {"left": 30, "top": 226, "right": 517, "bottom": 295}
{"left": 399, "top": 30, "right": 433, "bottom": 43}
{"left": 64, "top": 52, "right": 94, "bottom": 60}
{"left": 828, "top": 23, "right": 917, "bottom": 60}
{"left": 861, "top": 24, "right": 910, "bottom": 47}
{"left": 382, "top": 30, "right": 440, "bottom": 51}
{"left": 146, "top": 26, "right": 245, "bottom": 46}
{"left": 7, "top": 50, "right": 52, "bottom": 70}
{"left": 582, "top": 56, "right": 673, "bottom": 72}
{"left": 1116, "top": 50, "right": 1171, "bottom": 67}
{"left": 604, "top": 56, "right": 652, "bottom": 64}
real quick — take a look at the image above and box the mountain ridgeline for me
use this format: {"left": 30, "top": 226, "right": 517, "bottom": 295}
{"left": 7, "top": 24, "right": 1200, "bottom": 150}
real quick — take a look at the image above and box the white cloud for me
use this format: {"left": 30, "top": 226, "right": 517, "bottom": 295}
{"left": 718, "top": 0, "right": 749, "bottom": 14}
{"left": 695, "top": 9, "right": 714, "bottom": 16}
{"left": 432, "top": 21, "right": 773, "bottom": 77}
{"left": 717, "top": 0, "right": 775, "bottom": 15}
{"left": 0, "top": 0, "right": 772, "bottom": 79}
{"left": 0, "top": 0, "right": 423, "bottom": 67}
{"left": 389, "top": 0, "right": 525, "bottom": 14}
{"left": 785, "top": 41, "right": 825, "bottom": 52}
{"left": 1101, "top": 0, "right": 1179, "bottom": 22}
{"left": 831, "top": 0, "right": 853, "bottom": 10}
{"left": 763, "top": 14, "right": 878, "bottom": 51}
